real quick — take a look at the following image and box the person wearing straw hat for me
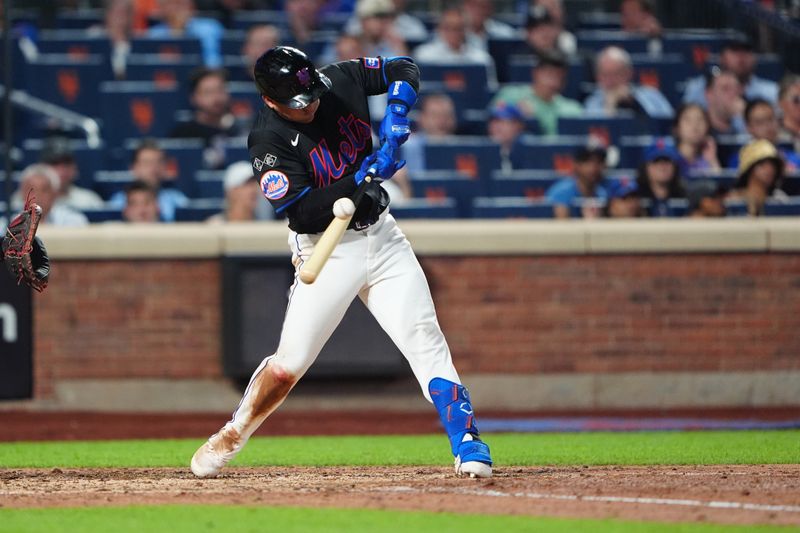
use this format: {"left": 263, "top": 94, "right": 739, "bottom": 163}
{"left": 730, "top": 139, "right": 789, "bottom": 216}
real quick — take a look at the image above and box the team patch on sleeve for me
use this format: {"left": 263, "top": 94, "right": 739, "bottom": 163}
{"left": 260, "top": 170, "right": 290, "bottom": 200}
{"left": 363, "top": 57, "right": 380, "bottom": 69}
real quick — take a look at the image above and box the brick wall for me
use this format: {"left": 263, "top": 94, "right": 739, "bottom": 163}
{"left": 34, "top": 260, "right": 221, "bottom": 398}
{"left": 32, "top": 253, "right": 800, "bottom": 399}
{"left": 423, "top": 254, "right": 800, "bottom": 374}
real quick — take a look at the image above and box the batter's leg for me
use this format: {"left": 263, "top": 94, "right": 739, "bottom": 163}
{"left": 191, "top": 233, "right": 368, "bottom": 477}
{"left": 361, "top": 218, "right": 492, "bottom": 478}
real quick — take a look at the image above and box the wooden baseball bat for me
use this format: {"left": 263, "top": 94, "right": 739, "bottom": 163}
{"left": 298, "top": 174, "right": 373, "bottom": 285}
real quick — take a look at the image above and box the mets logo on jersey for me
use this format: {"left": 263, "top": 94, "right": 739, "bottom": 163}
{"left": 260, "top": 170, "right": 289, "bottom": 200}
{"left": 364, "top": 57, "right": 380, "bottom": 69}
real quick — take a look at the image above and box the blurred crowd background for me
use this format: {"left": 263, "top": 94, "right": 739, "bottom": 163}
{"left": 3, "top": 0, "right": 800, "bottom": 224}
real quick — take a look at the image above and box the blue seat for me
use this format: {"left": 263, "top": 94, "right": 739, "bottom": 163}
{"left": 764, "top": 198, "right": 800, "bottom": 216}
{"left": 417, "top": 84, "right": 491, "bottom": 134}
{"left": 423, "top": 138, "right": 501, "bottom": 181}
{"left": 93, "top": 171, "right": 132, "bottom": 200}
{"left": 124, "top": 54, "right": 200, "bottom": 94}
{"left": 82, "top": 208, "right": 123, "bottom": 223}
{"left": 487, "top": 37, "right": 525, "bottom": 83}
{"left": 390, "top": 198, "right": 459, "bottom": 219}
{"left": 411, "top": 171, "right": 486, "bottom": 217}
{"left": 175, "top": 200, "right": 224, "bottom": 221}
{"left": 472, "top": 197, "right": 554, "bottom": 219}
{"left": 195, "top": 171, "right": 225, "bottom": 199}
{"left": 417, "top": 62, "right": 495, "bottom": 105}
{"left": 513, "top": 135, "right": 588, "bottom": 171}
{"left": 21, "top": 138, "right": 108, "bottom": 190}
{"left": 56, "top": 10, "right": 103, "bottom": 30}
{"left": 23, "top": 54, "right": 113, "bottom": 118}
{"left": 507, "top": 58, "right": 585, "bottom": 101}
{"left": 629, "top": 53, "right": 693, "bottom": 106}
{"left": 558, "top": 114, "right": 652, "bottom": 143}
{"left": 36, "top": 31, "right": 112, "bottom": 57}
{"left": 490, "top": 170, "right": 558, "bottom": 198}
{"left": 224, "top": 55, "right": 254, "bottom": 82}
{"left": 231, "top": 11, "right": 287, "bottom": 30}
{"left": 228, "top": 82, "right": 263, "bottom": 124}
{"left": 782, "top": 174, "right": 800, "bottom": 195}
{"left": 220, "top": 31, "right": 247, "bottom": 56}
{"left": 130, "top": 37, "right": 203, "bottom": 57}
{"left": 100, "top": 82, "right": 183, "bottom": 145}
{"left": 662, "top": 31, "right": 732, "bottom": 72}
{"left": 576, "top": 30, "right": 650, "bottom": 54}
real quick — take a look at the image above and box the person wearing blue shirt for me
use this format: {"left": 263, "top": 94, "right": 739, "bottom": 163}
{"left": 545, "top": 145, "right": 610, "bottom": 218}
{"left": 683, "top": 36, "right": 778, "bottom": 108}
{"left": 108, "top": 140, "right": 189, "bottom": 222}
{"left": 147, "top": 0, "right": 224, "bottom": 67}
{"left": 583, "top": 46, "right": 673, "bottom": 119}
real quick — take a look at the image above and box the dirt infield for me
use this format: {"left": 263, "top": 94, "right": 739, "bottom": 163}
{"left": 2, "top": 466, "right": 799, "bottom": 526}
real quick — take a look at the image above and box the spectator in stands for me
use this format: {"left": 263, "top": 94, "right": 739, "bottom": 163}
{"left": 636, "top": 137, "right": 686, "bottom": 217}
{"left": 463, "top": 0, "right": 517, "bottom": 52}
{"left": 401, "top": 93, "right": 457, "bottom": 174}
{"left": 87, "top": 0, "right": 135, "bottom": 79}
{"left": 521, "top": 5, "right": 569, "bottom": 62}
{"left": 242, "top": 25, "right": 281, "bottom": 81}
{"left": 107, "top": 139, "right": 189, "bottom": 222}
{"left": 148, "top": 0, "right": 224, "bottom": 67}
{"left": 39, "top": 138, "right": 105, "bottom": 210}
{"left": 122, "top": 180, "right": 162, "bottom": 223}
{"left": 703, "top": 68, "right": 746, "bottom": 136}
{"left": 545, "top": 145, "right": 610, "bottom": 219}
{"left": 413, "top": 6, "right": 497, "bottom": 83}
{"left": 605, "top": 178, "right": 643, "bottom": 218}
{"left": 528, "top": 0, "right": 576, "bottom": 58}
{"left": 170, "top": 68, "right": 246, "bottom": 168}
{"left": 686, "top": 180, "right": 727, "bottom": 218}
{"left": 729, "top": 98, "right": 800, "bottom": 171}
{"left": 584, "top": 46, "right": 673, "bottom": 119}
{"left": 284, "top": 0, "right": 324, "bottom": 50}
{"left": 15, "top": 164, "right": 89, "bottom": 227}
{"left": 729, "top": 139, "right": 788, "bottom": 216}
{"left": 673, "top": 103, "right": 721, "bottom": 177}
{"left": 195, "top": 0, "right": 274, "bottom": 28}
{"left": 351, "top": 0, "right": 407, "bottom": 58}
{"left": 683, "top": 36, "right": 779, "bottom": 107}
{"left": 619, "top": 0, "right": 662, "bottom": 38}
{"left": 207, "top": 162, "right": 264, "bottom": 223}
{"left": 777, "top": 73, "right": 800, "bottom": 148}
{"left": 344, "top": 0, "right": 428, "bottom": 44}
{"left": 489, "top": 50, "right": 582, "bottom": 137}
{"left": 488, "top": 106, "right": 526, "bottom": 173}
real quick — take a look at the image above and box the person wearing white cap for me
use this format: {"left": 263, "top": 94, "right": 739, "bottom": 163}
{"left": 207, "top": 161, "right": 274, "bottom": 223}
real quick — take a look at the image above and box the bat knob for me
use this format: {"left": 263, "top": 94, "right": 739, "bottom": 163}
{"left": 299, "top": 269, "right": 317, "bottom": 284}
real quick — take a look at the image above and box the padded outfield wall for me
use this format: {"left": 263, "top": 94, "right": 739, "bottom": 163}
{"left": 17, "top": 218, "right": 800, "bottom": 411}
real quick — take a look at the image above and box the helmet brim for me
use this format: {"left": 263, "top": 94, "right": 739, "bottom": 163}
{"left": 285, "top": 71, "right": 332, "bottom": 109}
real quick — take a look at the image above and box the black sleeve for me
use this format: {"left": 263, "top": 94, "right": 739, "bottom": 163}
{"left": 286, "top": 176, "right": 358, "bottom": 233}
{"left": 331, "top": 57, "right": 419, "bottom": 98}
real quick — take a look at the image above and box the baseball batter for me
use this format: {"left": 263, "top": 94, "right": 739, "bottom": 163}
{"left": 191, "top": 47, "right": 492, "bottom": 478}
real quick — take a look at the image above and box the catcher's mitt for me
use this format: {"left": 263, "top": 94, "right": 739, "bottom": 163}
{"left": 2, "top": 194, "right": 50, "bottom": 292}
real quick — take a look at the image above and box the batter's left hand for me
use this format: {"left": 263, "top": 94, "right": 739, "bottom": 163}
{"left": 355, "top": 147, "right": 405, "bottom": 184}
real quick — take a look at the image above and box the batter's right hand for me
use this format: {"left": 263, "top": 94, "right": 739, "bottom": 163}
{"left": 354, "top": 148, "right": 406, "bottom": 185}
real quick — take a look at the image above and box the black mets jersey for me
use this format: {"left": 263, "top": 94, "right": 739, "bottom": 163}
{"left": 248, "top": 56, "right": 420, "bottom": 234}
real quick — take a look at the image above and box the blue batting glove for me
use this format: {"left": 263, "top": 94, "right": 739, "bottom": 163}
{"left": 379, "top": 81, "right": 417, "bottom": 149}
{"left": 354, "top": 146, "right": 406, "bottom": 185}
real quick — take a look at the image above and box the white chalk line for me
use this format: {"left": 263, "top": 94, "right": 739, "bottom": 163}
{"left": 375, "top": 485, "right": 800, "bottom": 514}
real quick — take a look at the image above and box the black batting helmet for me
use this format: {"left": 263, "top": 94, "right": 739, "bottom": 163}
{"left": 254, "top": 46, "right": 332, "bottom": 109}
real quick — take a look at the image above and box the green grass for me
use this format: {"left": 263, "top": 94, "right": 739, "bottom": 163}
{"left": 1, "top": 431, "right": 798, "bottom": 469}
{"left": 0, "top": 506, "right": 795, "bottom": 533}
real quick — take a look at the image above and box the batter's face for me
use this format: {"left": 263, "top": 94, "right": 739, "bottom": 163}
{"left": 263, "top": 96, "right": 321, "bottom": 124}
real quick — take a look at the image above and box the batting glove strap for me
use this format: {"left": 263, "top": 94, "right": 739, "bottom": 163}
{"left": 429, "top": 377, "right": 481, "bottom": 456}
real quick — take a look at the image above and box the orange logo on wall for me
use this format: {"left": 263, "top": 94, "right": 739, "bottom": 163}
{"left": 57, "top": 70, "right": 80, "bottom": 103}
{"left": 552, "top": 153, "right": 574, "bottom": 175}
{"left": 153, "top": 71, "right": 177, "bottom": 88}
{"left": 692, "top": 45, "right": 710, "bottom": 70}
{"left": 165, "top": 157, "right": 179, "bottom": 179}
{"left": 231, "top": 100, "right": 253, "bottom": 118}
{"left": 424, "top": 187, "right": 448, "bottom": 200}
{"left": 442, "top": 72, "right": 466, "bottom": 90}
{"left": 158, "top": 45, "right": 181, "bottom": 59}
{"left": 638, "top": 69, "right": 660, "bottom": 89}
{"left": 67, "top": 46, "right": 90, "bottom": 59}
{"left": 455, "top": 153, "right": 478, "bottom": 179}
{"left": 130, "top": 98, "right": 154, "bottom": 133}
{"left": 588, "top": 127, "right": 610, "bottom": 147}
